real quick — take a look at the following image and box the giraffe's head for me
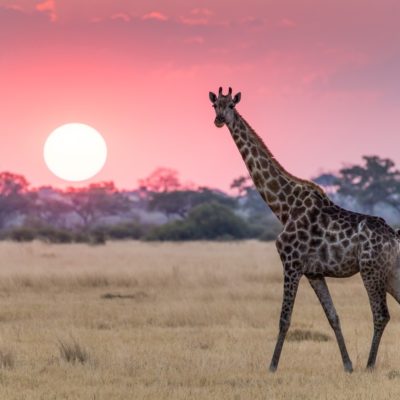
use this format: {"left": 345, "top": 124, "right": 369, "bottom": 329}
{"left": 209, "top": 87, "right": 241, "bottom": 128}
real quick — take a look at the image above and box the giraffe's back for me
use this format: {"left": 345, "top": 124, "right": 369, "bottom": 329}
{"left": 277, "top": 199, "right": 399, "bottom": 279}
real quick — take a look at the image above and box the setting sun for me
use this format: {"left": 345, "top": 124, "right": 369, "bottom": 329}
{"left": 43, "top": 123, "right": 107, "bottom": 182}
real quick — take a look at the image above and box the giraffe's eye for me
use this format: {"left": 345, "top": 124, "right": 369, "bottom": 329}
{"left": 212, "top": 104, "right": 217, "bottom": 108}
{"left": 229, "top": 104, "right": 234, "bottom": 109}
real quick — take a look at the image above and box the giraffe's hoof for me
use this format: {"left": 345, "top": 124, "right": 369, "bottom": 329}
{"left": 344, "top": 362, "right": 353, "bottom": 373}
{"left": 269, "top": 364, "right": 278, "bottom": 373}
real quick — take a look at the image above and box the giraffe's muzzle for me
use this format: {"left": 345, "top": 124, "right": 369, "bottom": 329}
{"left": 214, "top": 116, "right": 225, "bottom": 127}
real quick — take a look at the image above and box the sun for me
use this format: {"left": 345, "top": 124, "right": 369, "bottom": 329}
{"left": 44, "top": 123, "right": 107, "bottom": 182}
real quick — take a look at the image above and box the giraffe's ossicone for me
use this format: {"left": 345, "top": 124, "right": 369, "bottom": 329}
{"left": 209, "top": 87, "right": 400, "bottom": 372}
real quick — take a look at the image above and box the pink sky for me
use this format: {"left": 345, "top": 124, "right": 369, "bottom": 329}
{"left": 1, "top": 0, "right": 400, "bottom": 191}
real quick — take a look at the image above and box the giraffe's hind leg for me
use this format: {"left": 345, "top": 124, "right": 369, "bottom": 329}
{"left": 360, "top": 262, "right": 390, "bottom": 369}
{"left": 307, "top": 276, "right": 353, "bottom": 372}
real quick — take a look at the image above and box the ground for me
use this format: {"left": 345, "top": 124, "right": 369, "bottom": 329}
{"left": 0, "top": 240, "right": 399, "bottom": 399}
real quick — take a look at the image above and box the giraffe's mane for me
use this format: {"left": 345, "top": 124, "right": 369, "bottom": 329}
{"left": 236, "top": 111, "right": 326, "bottom": 196}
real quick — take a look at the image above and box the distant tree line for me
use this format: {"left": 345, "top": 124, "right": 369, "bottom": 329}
{"left": 1, "top": 155, "right": 400, "bottom": 243}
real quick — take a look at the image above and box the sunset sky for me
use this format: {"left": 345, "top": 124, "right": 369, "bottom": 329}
{"left": 1, "top": 0, "right": 400, "bottom": 191}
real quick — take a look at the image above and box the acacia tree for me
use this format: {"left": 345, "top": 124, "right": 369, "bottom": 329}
{"left": 148, "top": 187, "right": 235, "bottom": 219}
{"left": 67, "top": 182, "right": 130, "bottom": 229}
{"left": 230, "top": 176, "right": 251, "bottom": 196}
{"left": 0, "top": 172, "right": 32, "bottom": 228}
{"left": 230, "top": 175, "right": 269, "bottom": 216}
{"left": 35, "top": 194, "right": 74, "bottom": 229}
{"left": 335, "top": 155, "right": 400, "bottom": 213}
{"left": 138, "top": 168, "right": 182, "bottom": 193}
{"left": 139, "top": 167, "right": 209, "bottom": 218}
{"left": 312, "top": 173, "right": 339, "bottom": 195}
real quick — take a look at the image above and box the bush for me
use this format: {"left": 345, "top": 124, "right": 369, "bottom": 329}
{"left": 5, "top": 226, "right": 82, "bottom": 244}
{"left": 3, "top": 222, "right": 153, "bottom": 244}
{"left": 2, "top": 209, "right": 279, "bottom": 243}
{"left": 89, "top": 229, "right": 106, "bottom": 245}
{"left": 7, "top": 227, "right": 36, "bottom": 242}
{"left": 73, "top": 232, "right": 91, "bottom": 243}
{"left": 145, "top": 202, "right": 253, "bottom": 241}
{"left": 102, "top": 222, "right": 148, "bottom": 240}
{"left": 36, "top": 227, "right": 74, "bottom": 243}
{"left": 145, "top": 220, "right": 192, "bottom": 241}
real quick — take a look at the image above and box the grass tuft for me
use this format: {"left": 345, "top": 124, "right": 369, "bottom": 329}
{"left": 388, "top": 370, "right": 400, "bottom": 380}
{"left": 0, "top": 347, "right": 15, "bottom": 369}
{"left": 100, "top": 291, "right": 148, "bottom": 300}
{"left": 58, "top": 338, "right": 91, "bottom": 365}
{"left": 287, "top": 329, "right": 331, "bottom": 342}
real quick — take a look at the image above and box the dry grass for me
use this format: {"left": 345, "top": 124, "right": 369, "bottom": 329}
{"left": 0, "top": 240, "right": 399, "bottom": 398}
{"left": 0, "top": 347, "right": 15, "bottom": 369}
{"left": 58, "top": 337, "right": 92, "bottom": 365}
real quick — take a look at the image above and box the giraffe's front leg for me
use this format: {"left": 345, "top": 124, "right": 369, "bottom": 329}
{"left": 269, "top": 266, "right": 302, "bottom": 372}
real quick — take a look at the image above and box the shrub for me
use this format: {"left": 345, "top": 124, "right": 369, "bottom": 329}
{"left": 145, "top": 220, "right": 192, "bottom": 241}
{"left": 36, "top": 227, "right": 74, "bottom": 243}
{"left": 102, "top": 222, "right": 148, "bottom": 240}
{"left": 145, "top": 202, "right": 253, "bottom": 241}
{"left": 3, "top": 222, "right": 153, "bottom": 244}
{"left": 73, "top": 232, "right": 91, "bottom": 243}
{"left": 7, "top": 227, "right": 35, "bottom": 242}
{"left": 88, "top": 229, "right": 106, "bottom": 245}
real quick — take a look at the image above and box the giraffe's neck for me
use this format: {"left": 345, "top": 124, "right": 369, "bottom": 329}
{"left": 227, "top": 111, "right": 327, "bottom": 224}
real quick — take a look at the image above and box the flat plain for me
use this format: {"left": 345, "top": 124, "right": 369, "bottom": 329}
{"left": 0, "top": 240, "right": 400, "bottom": 399}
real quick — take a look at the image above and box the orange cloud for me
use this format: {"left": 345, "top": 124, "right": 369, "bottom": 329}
{"left": 142, "top": 11, "right": 168, "bottom": 21}
{"left": 36, "top": 0, "right": 57, "bottom": 22}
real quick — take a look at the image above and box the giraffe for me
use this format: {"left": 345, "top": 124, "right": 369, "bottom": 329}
{"left": 209, "top": 86, "right": 400, "bottom": 372}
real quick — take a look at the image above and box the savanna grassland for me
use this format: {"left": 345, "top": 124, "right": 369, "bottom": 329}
{"left": 0, "top": 241, "right": 400, "bottom": 399}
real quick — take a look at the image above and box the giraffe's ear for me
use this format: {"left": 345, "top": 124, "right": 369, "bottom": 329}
{"left": 233, "top": 92, "right": 241, "bottom": 104}
{"left": 209, "top": 92, "right": 217, "bottom": 103}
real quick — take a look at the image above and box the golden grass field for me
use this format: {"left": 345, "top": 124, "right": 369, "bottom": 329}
{"left": 0, "top": 240, "right": 400, "bottom": 399}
